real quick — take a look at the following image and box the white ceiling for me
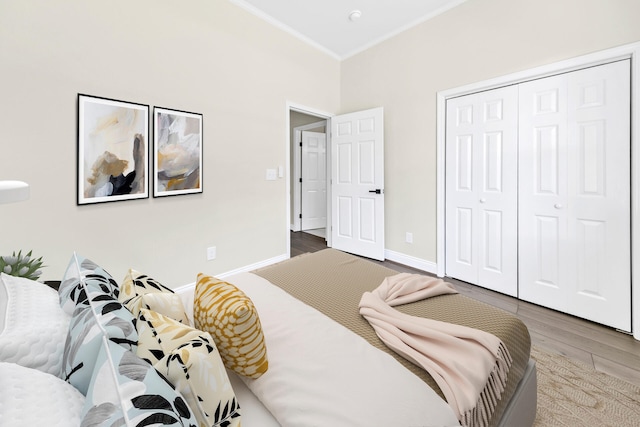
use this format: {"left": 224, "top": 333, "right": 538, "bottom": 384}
{"left": 229, "top": 0, "right": 468, "bottom": 60}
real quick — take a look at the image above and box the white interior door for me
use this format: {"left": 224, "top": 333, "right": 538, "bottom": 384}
{"left": 445, "top": 86, "right": 519, "bottom": 296}
{"left": 331, "top": 107, "right": 385, "bottom": 260}
{"left": 301, "top": 131, "right": 326, "bottom": 230}
{"left": 518, "top": 60, "right": 631, "bottom": 331}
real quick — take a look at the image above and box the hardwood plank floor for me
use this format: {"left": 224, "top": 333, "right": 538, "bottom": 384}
{"left": 291, "top": 231, "right": 640, "bottom": 387}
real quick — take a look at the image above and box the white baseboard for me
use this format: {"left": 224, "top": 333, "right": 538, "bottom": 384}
{"left": 384, "top": 249, "right": 438, "bottom": 276}
{"left": 172, "top": 282, "right": 196, "bottom": 295}
{"left": 175, "top": 250, "right": 438, "bottom": 296}
{"left": 173, "top": 253, "right": 290, "bottom": 295}
{"left": 217, "top": 253, "right": 289, "bottom": 279}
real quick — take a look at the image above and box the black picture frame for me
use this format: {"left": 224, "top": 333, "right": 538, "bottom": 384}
{"left": 77, "top": 94, "right": 150, "bottom": 205}
{"left": 153, "top": 107, "right": 203, "bottom": 197}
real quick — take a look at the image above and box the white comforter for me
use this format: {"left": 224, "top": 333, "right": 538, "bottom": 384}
{"left": 226, "top": 272, "right": 460, "bottom": 427}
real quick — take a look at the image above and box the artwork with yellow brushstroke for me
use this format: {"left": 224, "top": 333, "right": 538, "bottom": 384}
{"left": 77, "top": 94, "right": 149, "bottom": 205}
{"left": 153, "top": 107, "right": 203, "bottom": 197}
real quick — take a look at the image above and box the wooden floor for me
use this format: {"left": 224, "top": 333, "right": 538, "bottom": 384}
{"left": 291, "top": 231, "right": 640, "bottom": 387}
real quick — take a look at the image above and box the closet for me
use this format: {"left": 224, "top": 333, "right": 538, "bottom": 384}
{"left": 445, "top": 60, "right": 631, "bottom": 331}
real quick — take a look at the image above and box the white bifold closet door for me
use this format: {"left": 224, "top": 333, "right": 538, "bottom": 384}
{"left": 445, "top": 60, "right": 631, "bottom": 331}
{"left": 445, "top": 86, "right": 519, "bottom": 297}
{"left": 518, "top": 60, "right": 631, "bottom": 331}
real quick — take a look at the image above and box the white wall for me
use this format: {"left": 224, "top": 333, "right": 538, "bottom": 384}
{"left": 340, "top": 0, "right": 640, "bottom": 266}
{"left": 0, "top": 0, "right": 340, "bottom": 286}
{"left": 4, "top": 0, "right": 640, "bottom": 288}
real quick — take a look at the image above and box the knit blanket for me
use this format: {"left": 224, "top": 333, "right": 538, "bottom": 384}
{"left": 359, "top": 273, "right": 513, "bottom": 427}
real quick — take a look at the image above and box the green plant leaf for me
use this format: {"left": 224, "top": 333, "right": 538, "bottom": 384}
{"left": 0, "top": 249, "right": 45, "bottom": 281}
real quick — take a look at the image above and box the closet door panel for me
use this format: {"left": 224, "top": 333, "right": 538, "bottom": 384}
{"left": 533, "top": 214, "right": 561, "bottom": 288}
{"left": 454, "top": 206, "right": 474, "bottom": 266}
{"left": 482, "top": 209, "right": 504, "bottom": 272}
{"left": 519, "top": 74, "right": 569, "bottom": 305}
{"left": 534, "top": 125, "right": 561, "bottom": 195}
{"left": 445, "top": 99, "right": 478, "bottom": 284}
{"left": 567, "top": 60, "right": 631, "bottom": 330}
{"left": 519, "top": 60, "right": 631, "bottom": 331}
{"left": 446, "top": 86, "right": 518, "bottom": 295}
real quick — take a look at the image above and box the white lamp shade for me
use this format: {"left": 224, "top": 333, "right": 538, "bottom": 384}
{"left": 0, "top": 181, "right": 30, "bottom": 204}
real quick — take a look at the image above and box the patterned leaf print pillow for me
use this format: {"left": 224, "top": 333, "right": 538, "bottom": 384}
{"left": 59, "top": 253, "right": 119, "bottom": 315}
{"left": 193, "top": 274, "right": 269, "bottom": 379}
{"left": 137, "top": 309, "right": 241, "bottom": 427}
{"left": 119, "top": 269, "right": 190, "bottom": 324}
{"left": 61, "top": 294, "right": 137, "bottom": 395}
{"left": 81, "top": 337, "right": 197, "bottom": 427}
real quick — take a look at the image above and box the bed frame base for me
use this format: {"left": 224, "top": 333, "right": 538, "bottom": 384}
{"left": 497, "top": 359, "right": 537, "bottom": 427}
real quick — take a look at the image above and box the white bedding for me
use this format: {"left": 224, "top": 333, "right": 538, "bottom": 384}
{"left": 214, "top": 272, "right": 459, "bottom": 427}
{"left": 0, "top": 273, "right": 71, "bottom": 376}
{"left": 0, "top": 362, "right": 85, "bottom": 426}
{"left": 227, "top": 370, "right": 281, "bottom": 426}
{"left": 179, "top": 272, "right": 460, "bottom": 426}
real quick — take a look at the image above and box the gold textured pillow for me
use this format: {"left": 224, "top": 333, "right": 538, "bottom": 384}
{"left": 193, "top": 273, "right": 268, "bottom": 378}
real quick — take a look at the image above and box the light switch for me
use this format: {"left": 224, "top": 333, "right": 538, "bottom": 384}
{"left": 266, "top": 168, "right": 277, "bottom": 180}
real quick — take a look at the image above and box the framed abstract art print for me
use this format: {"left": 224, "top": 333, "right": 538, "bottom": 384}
{"left": 153, "top": 107, "right": 203, "bottom": 197}
{"left": 77, "top": 94, "right": 150, "bottom": 205}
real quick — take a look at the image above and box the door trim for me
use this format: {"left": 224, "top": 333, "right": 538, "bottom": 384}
{"left": 436, "top": 41, "right": 640, "bottom": 340}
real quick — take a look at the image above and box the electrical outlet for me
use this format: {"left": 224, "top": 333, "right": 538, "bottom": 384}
{"left": 206, "top": 246, "right": 217, "bottom": 260}
{"left": 405, "top": 232, "right": 413, "bottom": 244}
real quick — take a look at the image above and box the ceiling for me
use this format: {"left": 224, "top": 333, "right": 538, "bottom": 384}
{"left": 228, "top": 0, "right": 468, "bottom": 60}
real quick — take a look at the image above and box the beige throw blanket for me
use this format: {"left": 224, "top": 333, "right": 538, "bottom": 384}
{"left": 359, "top": 273, "right": 512, "bottom": 427}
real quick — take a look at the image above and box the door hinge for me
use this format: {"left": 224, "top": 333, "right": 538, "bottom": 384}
{"left": 299, "top": 214, "right": 302, "bottom": 219}
{"left": 299, "top": 178, "right": 302, "bottom": 183}
{"left": 299, "top": 141, "right": 302, "bottom": 147}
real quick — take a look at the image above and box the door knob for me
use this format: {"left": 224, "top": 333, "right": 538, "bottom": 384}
{"left": 554, "top": 203, "right": 563, "bottom": 209}
{"left": 369, "top": 189, "right": 382, "bottom": 194}
{"left": 479, "top": 198, "right": 486, "bottom": 204}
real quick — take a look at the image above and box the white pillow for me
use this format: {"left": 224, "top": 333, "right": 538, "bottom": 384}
{"left": 0, "top": 362, "right": 85, "bottom": 426}
{"left": 0, "top": 273, "right": 71, "bottom": 376}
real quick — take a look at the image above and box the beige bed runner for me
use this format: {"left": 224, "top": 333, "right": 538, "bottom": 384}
{"left": 253, "top": 249, "right": 531, "bottom": 427}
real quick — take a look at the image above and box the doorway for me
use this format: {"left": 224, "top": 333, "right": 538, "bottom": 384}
{"left": 289, "top": 109, "right": 329, "bottom": 241}
{"left": 286, "top": 104, "right": 386, "bottom": 261}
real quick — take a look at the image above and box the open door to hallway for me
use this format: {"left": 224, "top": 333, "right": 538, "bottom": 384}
{"left": 289, "top": 106, "right": 385, "bottom": 261}
{"left": 330, "top": 107, "right": 385, "bottom": 261}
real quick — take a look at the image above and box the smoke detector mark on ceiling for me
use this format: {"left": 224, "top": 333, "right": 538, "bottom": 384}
{"left": 349, "top": 10, "right": 362, "bottom": 22}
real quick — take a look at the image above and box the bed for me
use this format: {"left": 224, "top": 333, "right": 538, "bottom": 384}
{"left": 0, "top": 248, "right": 535, "bottom": 426}
{"left": 181, "top": 248, "right": 537, "bottom": 427}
